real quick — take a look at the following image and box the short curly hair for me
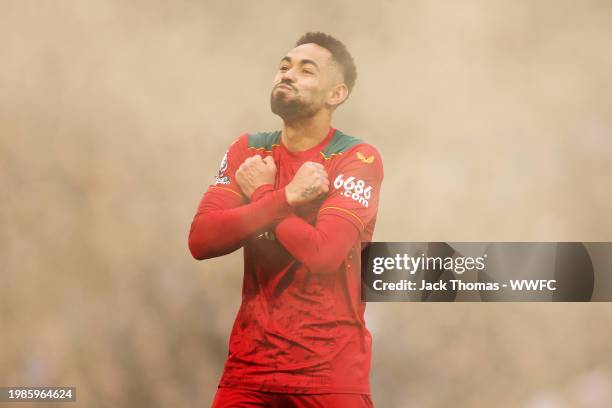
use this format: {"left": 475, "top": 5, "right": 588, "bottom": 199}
{"left": 295, "top": 32, "right": 357, "bottom": 94}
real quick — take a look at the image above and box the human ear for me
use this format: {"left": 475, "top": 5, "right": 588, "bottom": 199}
{"left": 327, "top": 83, "right": 349, "bottom": 108}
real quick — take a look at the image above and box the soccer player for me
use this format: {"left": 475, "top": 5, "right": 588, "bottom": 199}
{"left": 189, "top": 32, "right": 383, "bottom": 408}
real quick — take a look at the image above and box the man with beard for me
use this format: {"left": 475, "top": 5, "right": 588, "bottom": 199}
{"left": 189, "top": 32, "right": 383, "bottom": 408}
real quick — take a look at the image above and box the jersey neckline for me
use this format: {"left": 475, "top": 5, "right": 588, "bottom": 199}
{"left": 279, "top": 126, "right": 336, "bottom": 158}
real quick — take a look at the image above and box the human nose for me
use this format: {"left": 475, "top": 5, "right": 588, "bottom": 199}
{"left": 280, "top": 66, "right": 297, "bottom": 83}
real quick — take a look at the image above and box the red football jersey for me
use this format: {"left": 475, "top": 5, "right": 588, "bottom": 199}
{"left": 190, "top": 127, "right": 384, "bottom": 394}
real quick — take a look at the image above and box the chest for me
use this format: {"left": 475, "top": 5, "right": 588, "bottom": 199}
{"left": 265, "top": 150, "right": 333, "bottom": 221}
{"left": 270, "top": 150, "right": 334, "bottom": 188}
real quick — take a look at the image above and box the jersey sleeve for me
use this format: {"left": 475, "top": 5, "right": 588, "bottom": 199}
{"left": 188, "top": 134, "right": 293, "bottom": 260}
{"left": 274, "top": 213, "right": 360, "bottom": 274}
{"left": 204, "top": 133, "right": 249, "bottom": 205}
{"left": 318, "top": 144, "right": 384, "bottom": 234}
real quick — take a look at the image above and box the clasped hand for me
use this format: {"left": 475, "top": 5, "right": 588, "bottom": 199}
{"left": 236, "top": 155, "right": 329, "bottom": 206}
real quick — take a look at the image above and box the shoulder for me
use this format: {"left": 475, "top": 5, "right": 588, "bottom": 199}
{"left": 344, "top": 143, "right": 382, "bottom": 164}
{"left": 225, "top": 130, "right": 281, "bottom": 154}
{"left": 320, "top": 129, "right": 364, "bottom": 159}
{"left": 245, "top": 130, "right": 282, "bottom": 152}
{"left": 325, "top": 129, "right": 383, "bottom": 172}
{"left": 223, "top": 132, "right": 248, "bottom": 155}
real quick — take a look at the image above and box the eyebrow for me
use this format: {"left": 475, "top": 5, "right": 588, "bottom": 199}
{"left": 280, "top": 56, "right": 320, "bottom": 71}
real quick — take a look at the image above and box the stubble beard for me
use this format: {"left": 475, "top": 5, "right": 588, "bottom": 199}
{"left": 270, "top": 89, "right": 318, "bottom": 123}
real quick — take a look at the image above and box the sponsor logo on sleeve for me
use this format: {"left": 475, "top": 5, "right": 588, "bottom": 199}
{"left": 333, "top": 174, "right": 372, "bottom": 207}
{"left": 356, "top": 151, "right": 375, "bottom": 164}
{"left": 214, "top": 150, "right": 231, "bottom": 185}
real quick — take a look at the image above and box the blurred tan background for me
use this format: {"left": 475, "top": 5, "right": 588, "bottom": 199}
{"left": 1, "top": 0, "right": 612, "bottom": 407}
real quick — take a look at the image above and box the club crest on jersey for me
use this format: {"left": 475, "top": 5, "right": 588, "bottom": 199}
{"left": 356, "top": 151, "right": 375, "bottom": 164}
{"left": 215, "top": 150, "right": 230, "bottom": 185}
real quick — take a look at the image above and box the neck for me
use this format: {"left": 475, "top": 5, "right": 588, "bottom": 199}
{"left": 281, "top": 109, "right": 332, "bottom": 152}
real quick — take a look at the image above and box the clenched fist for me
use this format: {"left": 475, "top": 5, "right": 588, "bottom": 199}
{"left": 236, "top": 155, "right": 277, "bottom": 198}
{"left": 285, "top": 162, "right": 329, "bottom": 207}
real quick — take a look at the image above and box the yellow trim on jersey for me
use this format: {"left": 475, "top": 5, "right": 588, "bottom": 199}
{"left": 209, "top": 186, "right": 242, "bottom": 199}
{"left": 319, "top": 206, "right": 364, "bottom": 230}
{"left": 248, "top": 144, "right": 280, "bottom": 153}
{"left": 319, "top": 151, "right": 346, "bottom": 160}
